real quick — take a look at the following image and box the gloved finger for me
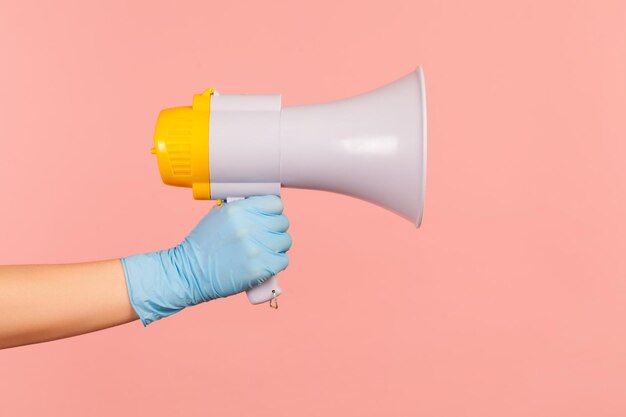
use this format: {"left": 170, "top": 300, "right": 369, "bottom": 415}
{"left": 238, "top": 195, "right": 284, "bottom": 215}
{"left": 262, "top": 251, "right": 289, "bottom": 276}
{"left": 253, "top": 231, "right": 292, "bottom": 253}
{"left": 255, "top": 213, "right": 290, "bottom": 233}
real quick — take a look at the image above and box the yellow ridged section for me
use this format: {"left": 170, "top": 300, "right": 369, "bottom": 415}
{"left": 151, "top": 88, "right": 215, "bottom": 199}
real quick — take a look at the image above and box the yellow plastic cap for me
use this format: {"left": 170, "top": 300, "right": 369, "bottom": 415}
{"left": 151, "top": 88, "right": 214, "bottom": 199}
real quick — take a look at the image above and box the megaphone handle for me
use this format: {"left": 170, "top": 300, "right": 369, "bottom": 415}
{"left": 224, "top": 197, "right": 283, "bottom": 307}
{"left": 246, "top": 275, "right": 282, "bottom": 307}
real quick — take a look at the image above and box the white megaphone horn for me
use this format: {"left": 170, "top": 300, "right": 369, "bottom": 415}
{"left": 151, "top": 67, "right": 427, "bottom": 307}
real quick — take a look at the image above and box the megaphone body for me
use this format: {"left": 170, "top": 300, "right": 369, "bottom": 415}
{"left": 151, "top": 67, "right": 427, "bottom": 305}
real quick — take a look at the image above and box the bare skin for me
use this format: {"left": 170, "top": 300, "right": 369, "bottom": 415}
{"left": 0, "top": 259, "right": 139, "bottom": 349}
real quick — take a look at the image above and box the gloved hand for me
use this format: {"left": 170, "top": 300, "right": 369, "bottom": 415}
{"left": 121, "top": 195, "right": 292, "bottom": 326}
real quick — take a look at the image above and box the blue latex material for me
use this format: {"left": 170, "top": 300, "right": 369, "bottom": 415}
{"left": 121, "top": 195, "right": 291, "bottom": 325}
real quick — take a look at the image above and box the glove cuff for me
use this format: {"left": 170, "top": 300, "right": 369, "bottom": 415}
{"left": 121, "top": 249, "right": 190, "bottom": 326}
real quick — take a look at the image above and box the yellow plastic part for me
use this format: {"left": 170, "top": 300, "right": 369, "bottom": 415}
{"left": 151, "top": 88, "right": 215, "bottom": 199}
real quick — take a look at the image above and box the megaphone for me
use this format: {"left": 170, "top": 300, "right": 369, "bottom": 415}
{"left": 151, "top": 67, "right": 427, "bottom": 306}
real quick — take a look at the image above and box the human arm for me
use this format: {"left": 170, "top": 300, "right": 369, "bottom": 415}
{"left": 0, "top": 195, "right": 291, "bottom": 349}
{"left": 0, "top": 259, "right": 138, "bottom": 349}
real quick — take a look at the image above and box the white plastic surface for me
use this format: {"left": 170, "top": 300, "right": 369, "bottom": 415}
{"left": 209, "top": 95, "right": 282, "bottom": 199}
{"left": 246, "top": 275, "right": 282, "bottom": 305}
{"left": 280, "top": 68, "right": 427, "bottom": 226}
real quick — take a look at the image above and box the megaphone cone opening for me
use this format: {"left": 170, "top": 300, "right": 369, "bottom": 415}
{"left": 280, "top": 68, "right": 427, "bottom": 227}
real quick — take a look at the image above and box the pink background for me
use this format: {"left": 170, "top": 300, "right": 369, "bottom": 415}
{"left": 1, "top": 0, "right": 625, "bottom": 416}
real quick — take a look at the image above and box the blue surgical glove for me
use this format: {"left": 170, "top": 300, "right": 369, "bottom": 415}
{"left": 121, "top": 195, "right": 291, "bottom": 326}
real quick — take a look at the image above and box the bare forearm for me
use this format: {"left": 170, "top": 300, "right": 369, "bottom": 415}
{"left": 0, "top": 259, "right": 138, "bottom": 349}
